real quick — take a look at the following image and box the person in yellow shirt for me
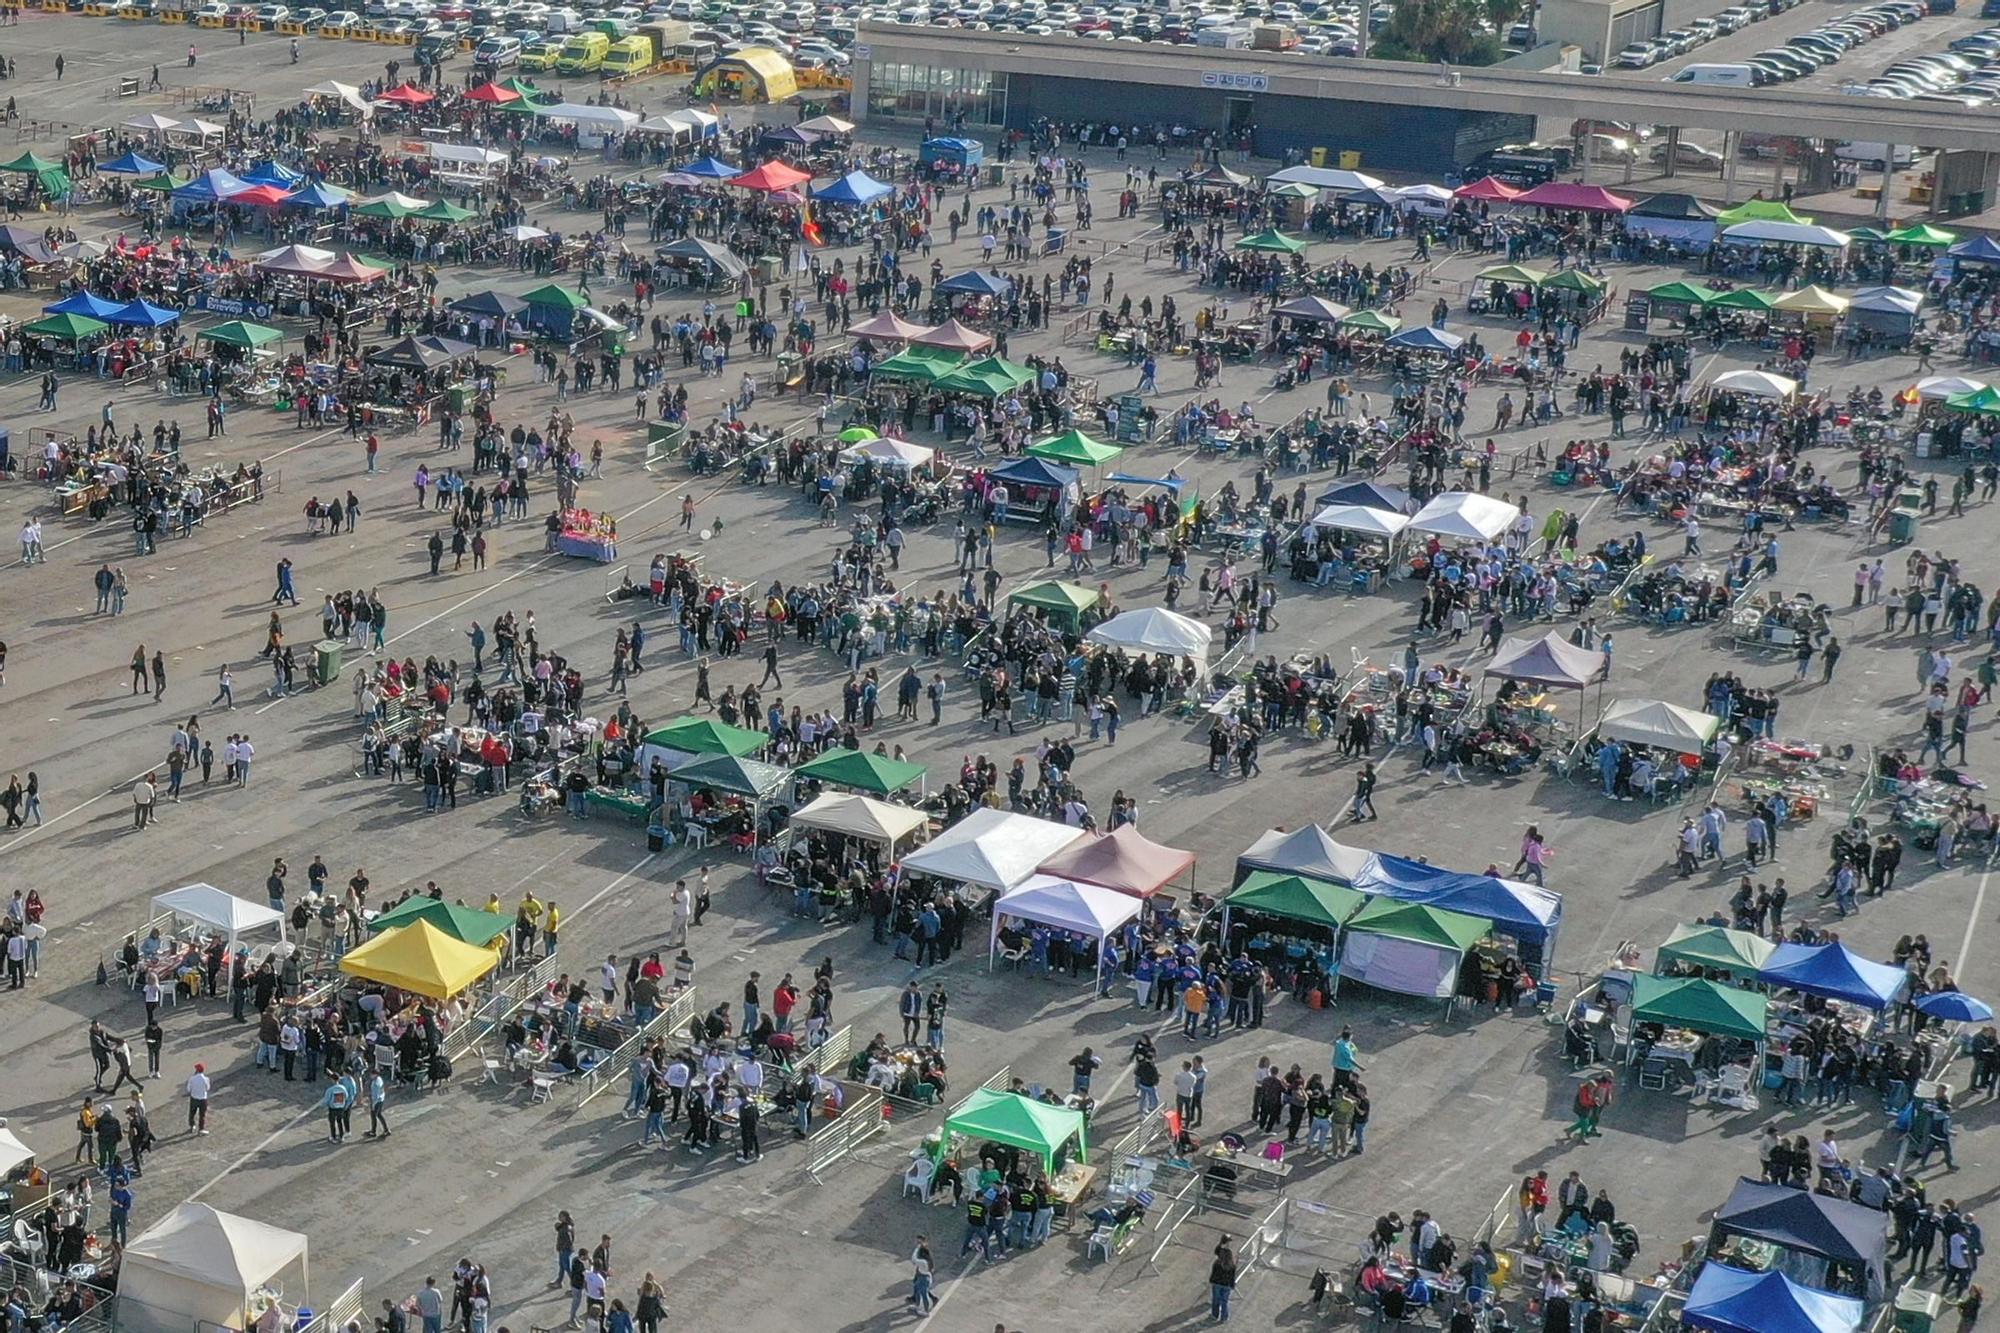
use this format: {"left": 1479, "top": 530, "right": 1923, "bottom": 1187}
{"left": 542, "top": 900, "right": 561, "bottom": 957}
{"left": 515, "top": 892, "right": 543, "bottom": 956}
{"left": 1181, "top": 980, "right": 1208, "bottom": 1040}
{"left": 484, "top": 892, "right": 502, "bottom": 916}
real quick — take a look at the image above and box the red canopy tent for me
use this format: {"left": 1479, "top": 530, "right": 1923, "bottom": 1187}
{"left": 375, "top": 83, "right": 436, "bottom": 106}
{"left": 1512, "top": 181, "right": 1635, "bottom": 213}
{"left": 1454, "top": 176, "right": 1521, "bottom": 202}
{"left": 463, "top": 83, "right": 520, "bottom": 104}
{"left": 729, "top": 160, "right": 812, "bottom": 192}
{"left": 318, "top": 254, "right": 389, "bottom": 284}
{"left": 228, "top": 185, "right": 296, "bottom": 208}
{"left": 1035, "top": 824, "right": 1195, "bottom": 899}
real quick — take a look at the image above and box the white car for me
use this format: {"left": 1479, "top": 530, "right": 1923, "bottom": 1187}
{"left": 253, "top": 3, "right": 289, "bottom": 19}
{"left": 194, "top": 1, "right": 231, "bottom": 16}
{"left": 321, "top": 7, "right": 362, "bottom": 22}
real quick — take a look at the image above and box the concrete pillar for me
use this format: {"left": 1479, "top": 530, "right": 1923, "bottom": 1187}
{"left": 1721, "top": 129, "right": 1739, "bottom": 206}
{"left": 1579, "top": 129, "right": 1592, "bottom": 184}
{"left": 1662, "top": 126, "right": 1679, "bottom": 180}
{"left": 1879, "top": 148, "right": 1895, "bottom": 223}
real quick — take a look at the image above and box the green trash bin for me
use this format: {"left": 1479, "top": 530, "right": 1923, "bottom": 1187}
{"left": 314, "top": 639, "right": 344, "bottom": 687}
{"left": 1890, "top": 508, "right": 1920, "bottom": 545}
{"left": 447, "top": 385, "right": 473, "bottom": 415}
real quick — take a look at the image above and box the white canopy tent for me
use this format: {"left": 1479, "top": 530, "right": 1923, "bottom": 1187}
{"left": 1084, "top": 607, "right": 1213, "bottom": 658}
{"left": 539, "top": 104, "right": 641, "bottom": 133}
{"left": 900, "top": 808, "right": 1086, "bottom": 893}
{"left": 150, "top": 883, "right": 286, "bottom": 953}
{"left": 1721, "top": 220, "right": 1851, "bottom": 248}
{"left": 1915, "top": 374, "right": 1986, "bottom": 400}
{"left": 166, "top": 118, "right": 225, "bottom": 146}
{"left": 359, "top": 190, "right": 427, "bottom": 213}
{"left": 302, "top": 80, "right": 374, "bottom": 117}
{"left": 1406, "top": 491, "right": 1520, "bottom": 543}
{"left": 0, "top": 1124, "right": 36, "bottom": 1177}
{"left": 119, "top": 1205, "right": 309, "bottom": 1333}
{"left": 123, "top": 112, "right": 183, "bottom": 134}
{"left": 1712, "top": 369, "right": 1798, "bottom": 399}
{"left": 1308, "top": 503, "right": 1410, "bottom": 540}
{"left": 797, "top": 113, "right": 856, "bottom": 135}
{"left": 837, "top": 437, "right": 936, "bottom": 468}
{"left": 988, "top": 874, "right": 1144, "bottom": 969}
{"left": 1852, "top": 286, "right": 1923, "bottom": 316}
{"left": 1597, "top": 698, "right": 1724, "bottom": 753}
{"left": 1266, "top": 164, "right": 1385, "bottom": 193}
{"left": 790, "top": 792, "right": 929, "bottom": 850}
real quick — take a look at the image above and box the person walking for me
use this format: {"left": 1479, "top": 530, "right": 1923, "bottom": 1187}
{"left": 909, "top": 1239, "right": 934, "bottom": 1314}
{"left": 185, "top": 1063, "right": 211, "bottom": 1134}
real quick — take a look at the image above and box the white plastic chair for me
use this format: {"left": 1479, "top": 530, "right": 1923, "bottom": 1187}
{"left": 902, "top": 1157, "right": 935, "bottom": 1202}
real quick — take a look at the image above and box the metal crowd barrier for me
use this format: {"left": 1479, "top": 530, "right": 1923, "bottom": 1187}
{"left": 804, "top": 1087, "right": 886, "bottom": 1182}
{"left": 573, "top": 987, "right": 701, "bottom": 1108}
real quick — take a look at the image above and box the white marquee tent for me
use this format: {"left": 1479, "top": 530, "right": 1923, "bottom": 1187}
{"left": 837, "top": 437, "right": 936, "bottom": 468}
{"left": 1308, "top": 503, "right": 1410, "bottom": 540}
{"left": 988, "top": 874, "right": 1144, "bottom": 969}
{"left": 119, "top": 1205, "right": 309, "bottom": 1333}
{"left": 1267, "top": 164, "right": 1385, "bottom": 193}
{"left": 538, "top": 103, "right": 642, "bottom": 132}
{"left": 1597, "top": 698, "right": 1724, "bottom": 753}
{"left": 899, "top": 808, "right": 1085, "bottom": 892}
{"left": 1721, "top": 219, "right": 1850, "bottom": 248}
{"left": 1712, "top": 369, "right": 1798, "bottom": 399}
{"left": 0, "top": 1124, "right": 36, "bottom": 1177}
{"left": 1915, "top": 374, "right": 1986, "bottom": 401}
{"left": 790, "top": 792, "right": 929, "bottom": 850}
{"left": 1406, "top": 491, "right": 1520, "bottom": 543}
{"left": 1084, "top": 606, "right": 1214, "bottom": 658}
{"left": 150, "top": 883, "right": 286, "bottom": 953}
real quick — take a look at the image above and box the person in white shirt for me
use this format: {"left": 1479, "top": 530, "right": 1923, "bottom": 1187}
{"left": 186, "top": 1063, "right": 211, "bottom": 1133}
{"left": 600, "top": 956, "right": 619, "bottom": 1006}
{"left": 235, "top": 736, "right": 255, "bottom": 786}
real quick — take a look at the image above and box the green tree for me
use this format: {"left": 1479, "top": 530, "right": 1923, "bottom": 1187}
{"left": 1377, "top": 0, "right": 1503, "bottom": 63}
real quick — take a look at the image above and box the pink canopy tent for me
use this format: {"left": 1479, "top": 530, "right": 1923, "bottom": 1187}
{"left": 1036, "top": 824, "right": 1195, "bottom": 899}
{"left": 848, "top": 311, "right": 929, "bottom": 343}
{"left": 1454, "top": 176, "right": 1521, "bottom": 202}
{"left": 729, "top": 160, "right": 812, "bottom": 192}
{"left": 317, "top": 254, "right": 389, "bottom": 284}
{"left": 228, "top": 185, "right": 295, "bottom": 208}
{"left": 374, "top": 83, "right": 435, "bottom": 106}
{"left": 1513, "top": 182, "right": 1634, "bottom": 213}
{"left": 909, "top": 318, "right": 994, "bottom": 354}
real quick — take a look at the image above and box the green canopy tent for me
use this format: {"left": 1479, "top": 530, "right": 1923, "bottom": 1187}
{"left": 1948, "top": 386, "right": 2000, "bottom": 416}
{"left": 0, "top": 150, "right": 70, "bottom": 198}
{"left": 1645, "top": 280, "right": 1720, "bottom": 306}
{"left": 1709, "top": 289, "right": 1779, "bottom": 312}
{"left": 1005, "top": 579, "right": 1105, "bottom": 631}
{"left": 134, "top": 173, "right": 194, "bottom": 194}
{"left": 1234, "top": 228, "right": 1308, "bottom": 254}
{"left": 1542, "top": 269, "right": 1606, "bottom": 295}
{"left": 640, "top": 717, "right": 769, "bottom": 760}
{"left": 198, "top": 320, "right": 284, "bottom": 350}
{"left": 23, "top": 312, "right": 108, "bottom": 342}
{"left": 671, "top": 753, "right": 793, "bottom": 802}
{"left": 936, "top": 1088, "right": 1088, "bottom": 1172}
{"left": 1221, "top": 870, "right": 1366, "bottom": 945}
{"left": 1475, "top": 263, "right": 1550, "bottom": 287}
{"left": 1847, "top": 227, "right": 1892, "bottom": 244}
{"left": 351, "top": 197, "right": 419, "bottom": 219}
{"left": 1336, "top": 898, "right": 1490, "bottom": 1005}
{"left": 870, "top": 345, "right": 964, "bottom": 384}
{"left": 1630, "top": 973, "right": 1769, "bottom": 1043}
{"left": 369, "top": 897, "right": 513, "bottom": 947}
{"left": 416, "top": 199, "right": 480, "bottom": 223}
{"left": 1887, "top": 223, "right": 1957, "bottom": 248}
{"left": 935, "top": 355, "right": 1036, "bottom": 398}
{"left": 1339, "top": 309, "right": 1401, "bottom": 337}
{"left": 1715, "top": 199, "right": 1811, "bottom": 228}
{"left": 1026, "top": 429, "right": 1124, "bottom": 468}
{"left": 837, "top": 426, "right": 878, "bottom": 443}
{"left": 521, "top": 283, "right": 590, "bottom": 310}
{"left": 1655, "top": 923, "right": 1777, "bottom": 980}
{"left": 793, "top": 748, "right": 927, "bottom": 796}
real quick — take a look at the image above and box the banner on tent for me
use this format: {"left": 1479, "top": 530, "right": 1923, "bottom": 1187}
{"left": 195, "top": 293, "right": 274, "bottom": 320}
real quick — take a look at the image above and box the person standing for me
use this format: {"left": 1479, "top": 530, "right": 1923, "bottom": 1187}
{"left": 909, "top": 1239, "right": 934, "bottom": 1314}
{"left": 185, "top": 1063, "right": 210, "bottom": 1134}
{"left": 365, "top": 1068, "right": 389, "bottom": 1139}
{"left": 1209, "top": 1239, "right": 1238, "bottom": 1322}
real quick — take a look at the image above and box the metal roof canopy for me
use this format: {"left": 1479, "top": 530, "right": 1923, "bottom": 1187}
{"left": 854, "top": 25, "right": 2000, "bottom": 155}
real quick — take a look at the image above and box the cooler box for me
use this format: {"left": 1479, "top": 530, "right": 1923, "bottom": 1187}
{"left": 313, "top": 639, "right": 344, "bottom": 686}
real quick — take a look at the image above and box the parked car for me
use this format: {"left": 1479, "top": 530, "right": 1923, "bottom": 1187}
{"left": 1650, "top": 141, "right": 1725, "bottom": 170}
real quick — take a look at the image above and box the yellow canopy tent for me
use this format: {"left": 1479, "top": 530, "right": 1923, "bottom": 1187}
{"left": 339, "top": 918, "right": 500, "bottom": 1000}
{"left": 1772, "top": 285, "right": 1849, "bottom": 316}
{"left": 695, "top": 47, "right": 798, "bottom": 103}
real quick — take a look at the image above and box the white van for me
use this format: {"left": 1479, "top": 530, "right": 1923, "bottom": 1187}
{"left": 1666, "top": 62, "right": 1760, "bottom": 85}
{"left": 1833, "top": 140, "right": 1919, "bottom": 167}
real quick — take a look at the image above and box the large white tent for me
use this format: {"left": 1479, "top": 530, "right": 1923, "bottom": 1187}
{"left": 0, "top": 1124, "right": 36, "bottom": 1176}
{"left": 1914, "top": 374, "right": 1985, "bottom": 401}
{"left": 899, "top": 808, "right": 1085, "bottom": 893}
{"left": 1597, "top": 698, "right": 1724, "bottom": 753}
{"left": 790, "top": 792, "right": 928, "bottom": 849}
{"left": 988, "top": 874, "right": 1144, "bottom": 968}
{"left": 1852, "top": 286, "right": 1923, "bottom": 316}
{"left": 1721, "top": 219, "right": 1851, "bottom": 248}
{"left": 1084, "top": 606, "right": 1214, "bottom": 658}
{"left": 1267, "top": 164, "right": 1385, "bottom": 193}
{"left": 1406, "top": 491, "right": 1520, "bottom": 543}
{"left": 302, "top": 80, "right": 374, "bottom": 117}
{"left": 539, "top": 103, "right": 641, "bottom": 132}
{"left": 837, "top": 437, "right": 936, "bottom": 468}
{"left": 150, "top": 883, "right": 286, "bottom": 952}
{"left": 1712, "top": 369, "right": 1798, "bottom": 399}
{"left": 119, "top": 1205, "right": 309, "bottom": 1333}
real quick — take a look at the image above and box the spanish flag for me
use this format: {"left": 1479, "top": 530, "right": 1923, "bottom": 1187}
{"left": 802, "top": 197, "right": 823, "bottom": 248}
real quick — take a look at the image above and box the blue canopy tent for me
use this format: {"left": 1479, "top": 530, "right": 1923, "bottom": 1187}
{"left": 1949, "top": 234, "right": 2000, "bottom": 266}
{"left": 1916, "top": 991, "right": 1994, "bottom": 1022}
{"left": 1682, "top": 1265, "right": 1864, "bottom": 1333}
{"left": 759, "top": 124, "right": 819, "bottom": 148}
{"left": 43, "top": 291, "right": 125, "bottom": 320}
{"left": 284, "top": 181, "right": 354, "bottom": 210}
{"left": 920, "top": 136, "right": 984, "bottom": 170}
{"left": 446, "top": 289, "right": 530, "bottom": 320}
{"left": 108, "top": 299, "right": 182, "bottom": 328}
{"left": 1758, "top": 943, "right": 1908, "bottom": 1010}
{"left": 173, "top": 168, "right": 251, "bottom": 204}
{"left": 1709, "top": 1178, "right": 1888, "bottom": 1299}
{"left": 1350, "top": 853, "right": 1563, "bottom": 979}
{"left": 989, "top": 456, "right": 1081, "bottom": 492}
{"left": 1314, "top": 479, "right": 1413, "bottom": 513}
{"left": 682, "top": 155, "right": 742, "bottom": 179}
{"left": 241, "top": 160, "right": 305, "bottom": 188}
{"left": 938, "top": 269, "right": 1014, "bottom": 297}
{"left": 1385, "top": 325, "right": 1464, "bottom": 354}
{"left": 812, "top": 170, "right": 893, "bottom": 206}
{"left": 100, "top": 150, "right": 166, "bottom": 176}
